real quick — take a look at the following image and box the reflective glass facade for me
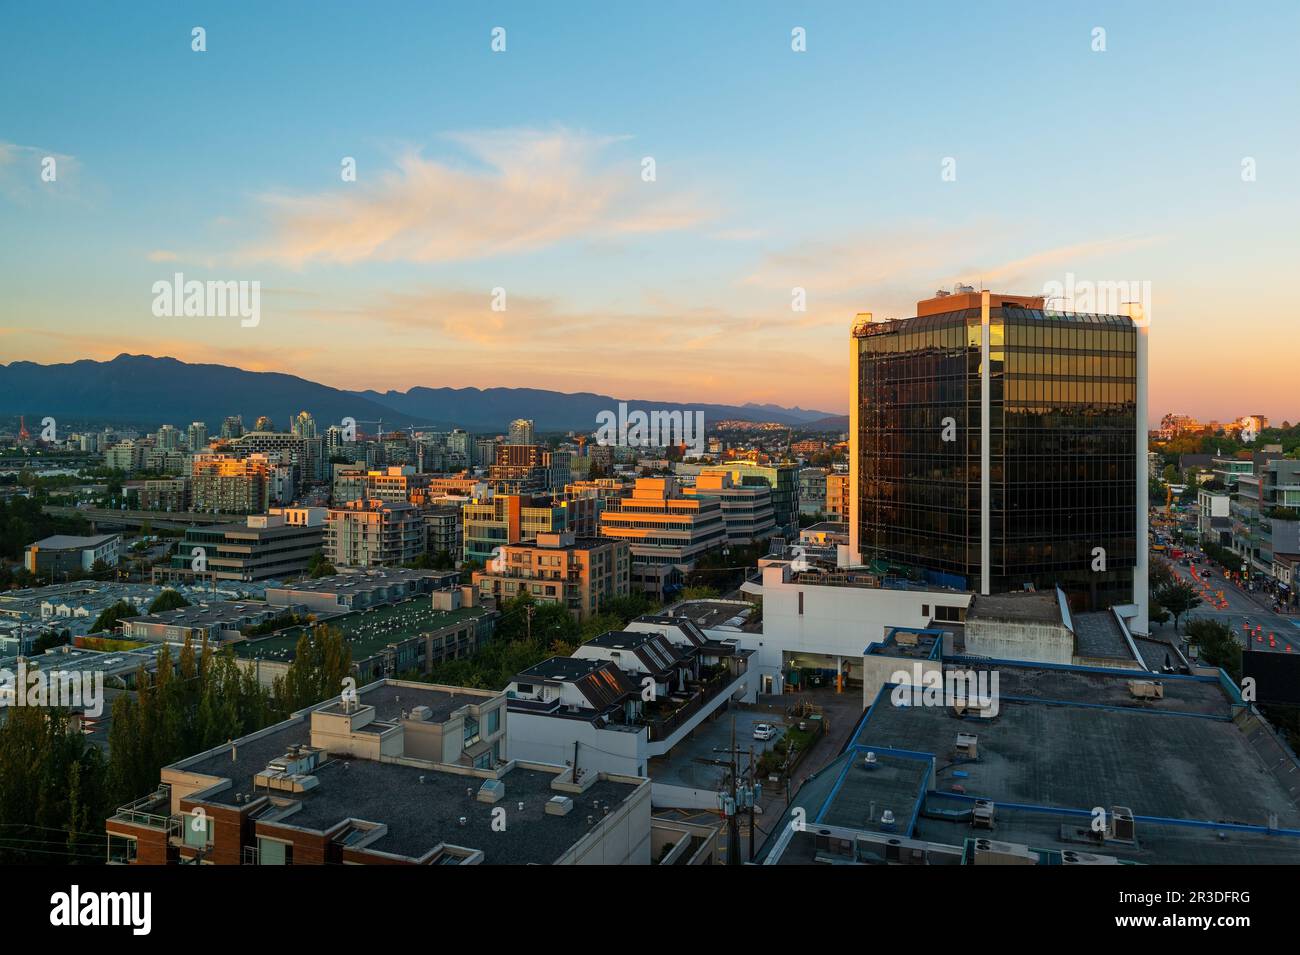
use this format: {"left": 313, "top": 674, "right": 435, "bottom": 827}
{"left": 856, "top": 306, "right": 1137, "bottom": 607}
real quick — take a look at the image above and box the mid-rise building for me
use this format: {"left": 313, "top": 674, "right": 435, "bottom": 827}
{"left": 191, "top": 453, "right": 273, "bottom": 514}
{"left": 798, "top": 468, "right": 828, "bottom": 516}
{"left": 826, "top": 472, "right": 849, "bottom": 521}
{"left": 461, "top": 492, "right": 571, "bottom": 564}
{"left": 159, "top": 514, "right": 325, "bottom": 583}
{"left": 599, "top": 477, "right": 727, "bottom": 598}
{"left": 105, "top": 679, "right": 651, "bottom": 865}
{"left": 472, "top": 532, "right": 630, "bottom": 620}
{"left": 24, "top": 534, "right": 121, "bottom": 577}
{"left": 325, "top": 499, "right": 426, "bottom": 567}
{"left": 701, "top": 461, "right": 800, "bottom": 538}
{"left": 684, "top": 471, "right": 776, "bottom": 545}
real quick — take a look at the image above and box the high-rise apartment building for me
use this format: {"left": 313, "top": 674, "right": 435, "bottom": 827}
{"left": 191, "top": 453, "right": 274, "bottom": 514}
{"left": 508, "top": 418, "right": 535, "bottom": 446}
{"left": 187, "top": 421, "right": 208, "bottom": 452}
{"left": 849, "top": 289, "right": 1147, "bottom": 629}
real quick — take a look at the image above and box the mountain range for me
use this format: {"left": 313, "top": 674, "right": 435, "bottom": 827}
{"left": 0, "top": 355, "right": 846, "bottom": 433}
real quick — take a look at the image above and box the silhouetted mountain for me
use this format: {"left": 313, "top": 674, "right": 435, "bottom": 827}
{"left": 0, "top": 355, "right": 839, "bottom": 433}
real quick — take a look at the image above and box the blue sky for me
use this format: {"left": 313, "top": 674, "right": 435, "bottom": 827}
{"left": 2, "top": 1, "right": 1298, "bottom": 419}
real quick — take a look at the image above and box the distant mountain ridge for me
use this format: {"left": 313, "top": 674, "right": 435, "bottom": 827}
{"left": 0, "top": 354, "right": 842, "bottom": 433}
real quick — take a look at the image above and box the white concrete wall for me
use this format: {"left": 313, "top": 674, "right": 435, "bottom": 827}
{"left": 756, "top": 563, "right": 972, "bottom": 683}
{"left": 506, "top": 710, "right": 647, "bottom": 777}
{"left": 964, "top": 620, "right": 1073, "bottom": 665}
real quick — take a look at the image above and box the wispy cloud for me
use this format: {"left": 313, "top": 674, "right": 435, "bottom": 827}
{"left": 0, "top": 142, "right": 81, "bottom": 205}
{"left": 238, "top": 128, "right": 713, "bottom": 267}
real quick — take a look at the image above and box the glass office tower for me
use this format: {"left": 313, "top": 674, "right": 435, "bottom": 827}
{"left": 850, "top": 290, "right": 1144, "bottom": 616}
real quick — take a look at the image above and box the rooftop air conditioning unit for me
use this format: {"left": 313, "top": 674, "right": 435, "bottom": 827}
{"left": 972, "top": 838, "right": 1038, "bottom": 866}
{"left": 1128, "top": 680, "right": 1164, "bottom": 700}
{"left": 971, "top": 799, "right": 996, "bottom": 830}
{"left": 1061, "top": 850, "right": 1122, "bottom": 865}
{"left": 955, "top": 733, "right": 978, "bottom": 759}
{"left": 1107, "top": 806, "right": 1136, "bottom": 842}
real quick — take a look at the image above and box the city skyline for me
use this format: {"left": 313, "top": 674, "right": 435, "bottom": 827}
{"left": 3, "top": 2, "right": 1298, "bottom": 420}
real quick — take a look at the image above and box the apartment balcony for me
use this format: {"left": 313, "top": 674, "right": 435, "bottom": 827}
{"left": 109, "top": 787, "right": 179, "bottom": 837}
{"left": 644, "top": 664, "right": 746, "bottom": 744}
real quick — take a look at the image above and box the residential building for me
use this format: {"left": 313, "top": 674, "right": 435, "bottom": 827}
{"left": 472, "top": 532, "right": 630, "bottom": 620}
{"left": 187, "top": 421, "right": 208, "bottom": 452}
{"left": 850, "top": 290, "right": 1147, "bottom": 631}
{"left": 1198, "top": 487, "right": 1232, "bottom": 546}
{"left": 192, "top": 453, "right": 274, "bottom": 514}
{"left": 826, "top": 472, "right": 849, "bottom": 521}
{"left": 798, "top": 468, "right": 828, "bottom": 516}
{"left": 127, "top": 477, "right": 189, "bottom": 512}
{"left": 234, "top": 595, "right": 493, "bottom": 686}
{"left": 508, "top": 418, "right": 535, "bottom": 446}
{"left": 106, "top": 679, "right": 650, "bottom": 865}
{"left": 504, "top": 626, "right": 751, "bottom": 782}
{"left": 461, "top": 492, "right": 571, "bottom": 563}
{"left": 265, "top": 569, "right": 460, "bottom": 614}
{"left": 120, "top": 600, "right": 292, "bottom": 645}
{"left": 325, "top": 499, "right": 426, "bottom": 568}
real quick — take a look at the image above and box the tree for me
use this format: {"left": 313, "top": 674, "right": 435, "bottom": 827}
{"left": 89, "top": 599, "right": 137, "bottom": 635}
{"left": 1186, "top": 618, "right": 1241, "bottom": 682}
{"left": 273, "top": 625, "right": 353, "bottom": 714}
{"left": 147, "top": 588, "right": 190, "bottom": 614}
{"left": 1155, "top": 580, "right": 1202, "bottom": 632}
{"left": 306, "top": 551, "right": 336, "bottom": 579}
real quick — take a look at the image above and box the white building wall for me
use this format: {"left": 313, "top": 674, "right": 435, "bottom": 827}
{"left": 506, "top": 711, "right": 647, "bottom": 776}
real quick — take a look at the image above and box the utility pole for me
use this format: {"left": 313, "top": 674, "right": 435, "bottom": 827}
{"left": 525, "top": 604, "right": 534, "bottom": 641}
{"left": 701, "top": 716, "right": 763, "bottom": 865}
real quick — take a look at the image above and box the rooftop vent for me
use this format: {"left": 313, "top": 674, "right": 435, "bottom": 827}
{"left": 408, "top": 705, "right": 432, "bottom": 722}
{"left": 477, "top": 779, "right": 506, "bottom": 804}
{"left": 1128, "top": 680, "right": 1164, "bottom": 700}
{"left": 955, "top": 733, "right": 979, "bottom": 759}
{"left": 546, "top": 795, "right": 574, "bottom": 816}
{"left": 863, "top": 751, "right": 878, "bottom": 769}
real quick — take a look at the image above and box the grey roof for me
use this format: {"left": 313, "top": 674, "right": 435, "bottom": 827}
{"left": 966, "top": 591, "right": 1062, "bottom": 625}
{"left": 1072, "top": 611, "right": 1132, "bottom": 660}
{"left": 174, "top": 681, "right": 640, "bottom": 864}
{"left": 28, "top": 534, "right": 118, "bottom": 550}
{"left": 794, "top": 662, "right": 1300, "bottom": 864}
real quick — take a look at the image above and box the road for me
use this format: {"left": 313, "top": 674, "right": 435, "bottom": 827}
{"left": 1168, "top": 550, "right": 1299, "bottom": 654}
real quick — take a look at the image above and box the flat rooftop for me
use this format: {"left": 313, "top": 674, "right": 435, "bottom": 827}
{"left": 232, "top": 600, "right": 486, "bottom": 662}
{"left": 176, "top": 682, "right": 641, "bottom": 864}
{"left": 28, "top": 534, "right": 118, "bottom": 550}
{"left": 966, "top": 591, "right": 1062, "bottom": 625}
{"left": 766, "top": 662, "right": 1300, "bottom": 864}
{"left": 270, "top": 569, "right": 456, "bottom": 597}
{"left": 126, "top": 600, "right": 274, "bottom": 629}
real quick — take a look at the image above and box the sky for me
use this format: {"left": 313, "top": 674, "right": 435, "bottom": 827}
{"left": 1, "top": 1, "right": 1298, "bottom": 422}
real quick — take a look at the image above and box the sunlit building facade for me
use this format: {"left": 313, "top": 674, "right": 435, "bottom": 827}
{"left": 849, "top": 290, "right": 1147, "bottom": 629}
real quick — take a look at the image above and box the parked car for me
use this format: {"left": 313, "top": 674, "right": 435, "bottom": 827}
{"left": 752, "top": 722, "right": 778, "bottom": 741}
